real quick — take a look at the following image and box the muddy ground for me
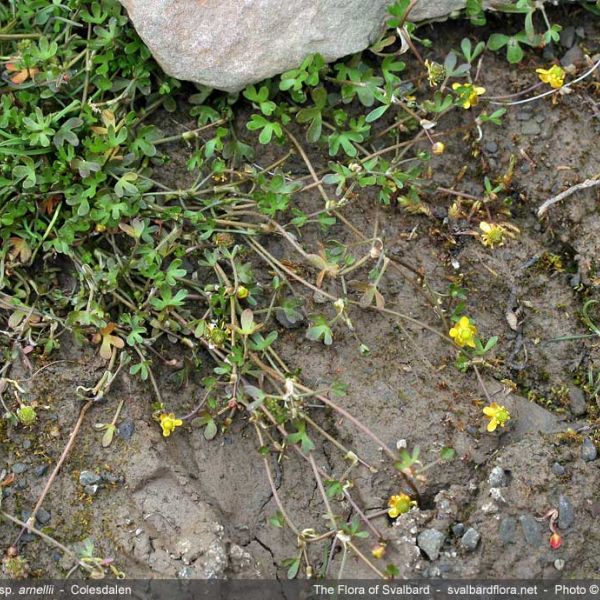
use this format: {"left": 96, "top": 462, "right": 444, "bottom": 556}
{"left": 1, "top": 7, "right": 599, "bottom": 580}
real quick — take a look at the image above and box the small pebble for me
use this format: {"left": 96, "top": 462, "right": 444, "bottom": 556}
{"left": 484, "top": 141, "right": 498, "bottom": 154}
{"left": 521, "top": 121, "right": 541, "bottom": 136}
{"left": 79, "top": 470, "right": 102, "bottom": 486}
{"left": 84, "top": 484, "right": 99, "bottom": 496}
{"left": 12, "top": 463, "right": 27, "bottom": 474}
{"left": 554, "top": 558, "right": 565, "bottom": 571}
{"left": 558, "top": 495, "right": 575, "bottom": 530}
{"left": 118, "top": 418, "right": 135, "bottom": 441}
{"left": 21, "top": 534, "right": 36, "bottom": 544}
{"left": 178, "top": 566, "right": 194, "bottom": 579}
{"left": 516, "top": 111, "right": 532, "bottom": 121}
{"left": 36, "top": 508, "right": 51, "bottom": 525}
{"left": 561, "top": 45, "right": 584, "bottom": 68}
{"left": 22, "top": 439, "right": 31, "bottom": 450}
{"left": 488, "top": 466, "right": 508, "bottom": 488}
{"left": 499, "top": 516, "right": 517, "bottom": 545}
{"left": 568, "top": 386, "right": 587, "bottom": 417}
{"left": 581, "top": 438, "right": 597, "bottom": 462}
{"left": 551, "top": 462, "right": 565, "bottom": 476}
{"left": 559, "top": 25, "right": 576, "bottom": 48}
{"left": 460, "top": 528, "right": 481, "bottom": 551}
{"left": 520, "top": 514, "right": 542, "bottom": 546}
{"left": 99, "top": 471, "right": 123, "bottom": 485}
{"left": 452, "top": 523, "right": 465, "bottom": 537}
{"left": 417, "top": 529, "right": 446, "bottom": 561}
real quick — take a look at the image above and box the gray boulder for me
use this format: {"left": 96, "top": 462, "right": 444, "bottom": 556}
{"left": 120, "top": 0, "right": 501, "bottom": 91}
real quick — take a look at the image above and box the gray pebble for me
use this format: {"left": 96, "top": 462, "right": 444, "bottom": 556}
{"left": 519, "top": 514, "right": 542, "bottom": 546}
{"left": 499, "top": 516, "right": 517, "bottom": 545}
{"left": 417, "top": 529, "right": 446, "bottom": 561}
{"left": 99, "top": 471, "right": 123, "bottom": 485}
{"left": 452, "top": 522, "right": 465, "bottom": 537}
{"left": 552, "top": 462, "right": 565, "bottom": 476}
{"left": 558, "top": 495, "right": 575, "bottom": 530}
{"left": 460, "top": 527, "right": 481, "bottom": 551}
{"left": 554, "top": 559, "right": 565, "bottom": 571}
{"left": 568, "top": 386, "right": 587, "bottom": 417}
{"left": 484, "top": 141, "right": 498, "bottom": 154}
{"left": 118, "top": 418, "right": 135, "bottom": 441}
{"left": 560, "top": 25, "right": 575, "bottom": 48}
{"left": 22, "top": 439, "right": 31, "bottom": 450}
{"left": 521, "top": 121, "right": 541, "bottom": 136}
{"left": 516, "top": 111, "right": 532, "bottom": 121}
{"left": 36, "top": 508, "right": 51, "bottom": 525}
{"left": 561, "top": 45, "right": 584, "bottom": 68}
{"left": 581, "top": 438, "right": 597, "bottom": 462}
{"left": 79, "top": 470, "right": 102, "bottom": 486}
{"left": 488, "top": 466, "right": 508, "bottom": 488}
{"left": 178, "top": 566, "right": 194, "bottom": 579}
{"left": 84, "top": 484, "right": 99, "bottom": 496}
{"left": 12, "top": 463, "right": 27, "bottom": 474}
{"left": 34, "top": 464, "right": 49, "bottom": 477}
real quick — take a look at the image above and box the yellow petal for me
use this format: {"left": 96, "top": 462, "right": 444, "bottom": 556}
{"left": 487, "top": 419, "right": 498, "bottom": 432}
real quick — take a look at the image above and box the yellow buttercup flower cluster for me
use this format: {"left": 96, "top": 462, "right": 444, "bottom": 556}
{"left": 371, "top": 544, "right": 387, "bottom": 559}
{"left": 482, "top": 403, "right": 511, "bottom": 432}
{"left": 449, "top": 316, "right": 478, "bottom": 348}
{"left": 159, "top": 413, "right": 183, "bottom": 437}
{"left": 536, "top": 65, "right": 565, "bottom": 89}
{"left": 452, "top": 82, "right": 486, "bottom": 109}
{"left": 387, "top": 493, "right": 416, "bottom": 519}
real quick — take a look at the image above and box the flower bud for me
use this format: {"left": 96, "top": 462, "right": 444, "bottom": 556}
{"left": 549, "top": 532, "right": 562, "bottom": 550}
{"left": 432, "top": 142, "right": 445, "bottom": 155}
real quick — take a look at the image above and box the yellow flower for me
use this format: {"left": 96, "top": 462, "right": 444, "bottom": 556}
{"left": 452, "top": 82, "right": 486, "bottom": 109}
{"left": 159, "top": 413, "right": 183, "bottom": 437}
{"left": 449, "top": 316, "right": 477, "bottom": 348}
{"left": 425, "top": 60, "right": 446, "bottom": 87}
{"left": 371, "top": 544, "right": 387, "bottom": 559}
{"left": 482, "top": 402, "right": 511, "bottom": 432}
{"left": 536, "top": 65, "right": 565, "bottom": 89}
{"left": 432, "top": 141, "right": 445, "bottom": 155}
{"left": 479, "top": 221, "right": 505, "bottom": 248}
{"left": 387, "top": 493, "right": 416, "bottom": 518}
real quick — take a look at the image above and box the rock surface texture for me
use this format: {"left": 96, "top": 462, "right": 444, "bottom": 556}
{"left": 119, "top": 0, "right": 503, "bottom": 91}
